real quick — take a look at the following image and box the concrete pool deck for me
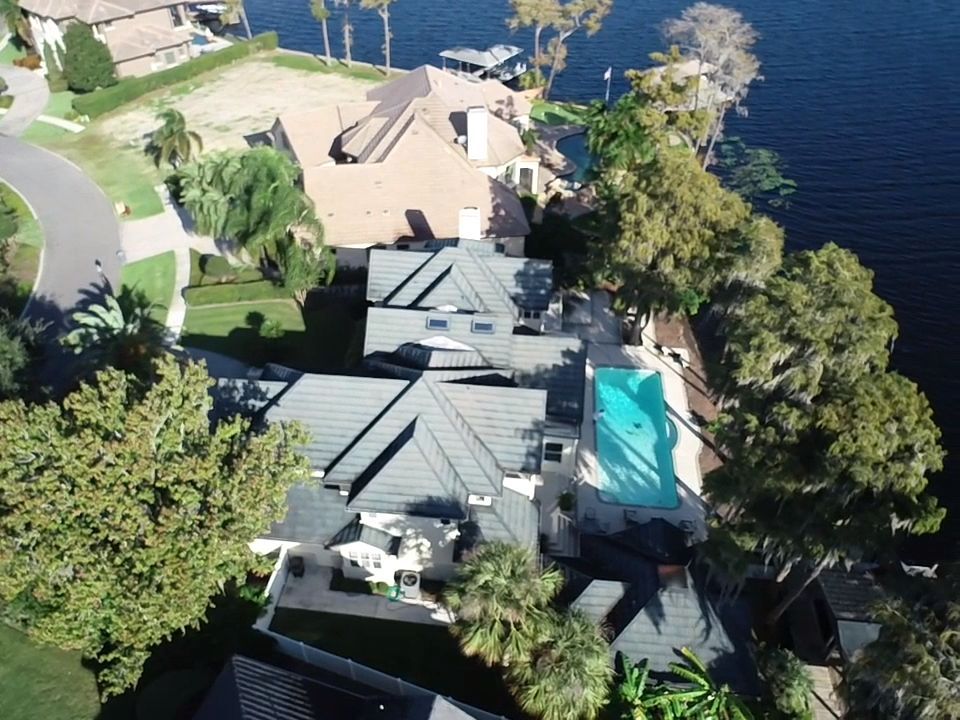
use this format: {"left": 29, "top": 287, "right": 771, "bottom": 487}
{"left": 574, "top": 322, "right": 707, "bottom": 539}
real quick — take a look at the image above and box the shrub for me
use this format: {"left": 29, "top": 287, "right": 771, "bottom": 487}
{"left": 62, "top": 23, "right": 117, "bottom": 92}
{"left": 200, "top": 254, "right": 238, "bottom": 279}
{"left": 13, "top": 54, "right": 42, "bottom": 70}
{"left": 43, "top": 46, "right": 69, "bottom": 93}
{"left": 259, "top": 319, "right": 283, "bottom": 339}
{"left": 182, "top": 280, "right": 290, "bottom": 306}
{"left": 72, "top": 33, "right": 279, "bottom": 118}
{"left": 758, "top": 646, "right": 814, "bottom": 720}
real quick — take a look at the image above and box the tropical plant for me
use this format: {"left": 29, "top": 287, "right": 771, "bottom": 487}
{"left": 178, "top": 147, "right": 324, "bottom": 265}
{"left": 843, "top": 597, "right": 960, "bottom": 719}
{"left": 0, "top": 356, "right": 310, "bottom": 696}
{"left": 276, "top": 236, "right": 335, "bottom": 306}
{"left": 444, "top": 542, "right": 563, "bottom": 666}
{"left": 62, "top": 22, "right": 117, "bottom": 92}
{"left": 309, "top": 0, "right": 333, "bottom": 64}
{"left": 648, "top": 647, "right": 752, "bottom": 720}
{"left": 149, "top": 108, "right": 203, "bottom": 168}
{"left": 360, "top": 0, "right": 395, "bottom": 73}
{"left": 223, "top": 0, "right": 253, "bottom": 39}
{"left": 61, "top": 290, "right": 166, "bottom": 376}
{"left": 613, "top": 653, "right": 659, "bottom": 720}
{"left": 0, "top": 0, "right": 30, "bottom": 46}
{"left": 334, "top": 0, "right": 354, "bottom": 67}
{"left": 757, "top": 646, "right": 813, "bottom": 720}
{"left": 0, "top": 191, "right": 18, "bottom": 250}
{"left": 508, "top": 608, "right": 613, "bottom": 720}
{"left": 662, "top": 3, "right": 761, "bottom": 168}
{"left": 542, "top": 0, "right": 613, "bottom": 100}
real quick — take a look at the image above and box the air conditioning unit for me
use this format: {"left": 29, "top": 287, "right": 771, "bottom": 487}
{"left": 399, "top": 571, "right": 421, "bottom": 600}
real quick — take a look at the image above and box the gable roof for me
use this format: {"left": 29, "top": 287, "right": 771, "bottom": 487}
{"left": 818, "top": 569, "right": 884, "bottom": 622}
{"left": 19, "top": 0, "right": 181, "bottom": 23}
{"left": 570, "top": 535, "right": 758, "bottom": 694}
{"left": 368, "top": 247, "right": 553, "bottom": 314}
{"left": 327, "top": 516, "right": 402, "bottom": 555}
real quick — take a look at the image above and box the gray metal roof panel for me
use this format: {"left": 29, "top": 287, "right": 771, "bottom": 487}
{"left": 470, "top": 486, "right": 540, "bottom": 548}
{"left": 212, "top": 379, "right": 289, "bottom": 419}
{"left": 367, "top": 250, "right": 432, "bottom": 302}
{"left": 265, "top": 485, "right": 352, "bottom": 545}
{"left": 818, "top": 570, "right": 884, "bottom": 622}
{"left": 327, "top": 517, "right": 402, "bottom": 554}
{"left": 572, "top": 580, "right": 630, "bottom": 624}
{"left": 511, "top": 334, "right": 586, "bottom": 421}
{"left": 263, "top": 375, "right": 408, "bottom": 471}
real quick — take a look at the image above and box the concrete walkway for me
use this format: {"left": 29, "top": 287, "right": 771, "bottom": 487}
{"left": 0, "top": 65, "right": 50, "bottom": 136}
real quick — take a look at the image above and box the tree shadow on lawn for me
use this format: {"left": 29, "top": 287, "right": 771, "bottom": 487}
{"left": 182, "top": 297, "right": 367, "bottom": 373}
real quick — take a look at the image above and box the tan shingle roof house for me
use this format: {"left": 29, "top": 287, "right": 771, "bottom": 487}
{"left": 19, "top": 0, "right": 193, "bottom": 77}
{"left": 272, "top": 66, "right": 541, "bottom": 255}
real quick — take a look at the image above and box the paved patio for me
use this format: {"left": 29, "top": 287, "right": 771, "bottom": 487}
{"left": 277, "top": 565, "right": 453, "bottom": 627}
{"left": 573, "top": 319, "right": 708, "bottom": 539}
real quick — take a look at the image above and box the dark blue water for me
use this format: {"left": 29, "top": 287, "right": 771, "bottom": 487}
{"left": 245, "top": 0, "right": 960, "bottom": 559}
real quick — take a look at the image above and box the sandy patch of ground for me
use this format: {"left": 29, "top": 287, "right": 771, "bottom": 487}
{"left": 98, "top": 56, "right": 381, "bottom": 151}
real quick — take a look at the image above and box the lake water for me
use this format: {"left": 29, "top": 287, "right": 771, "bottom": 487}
{"left": 244, "top": 0, "right": 960, "bottom": 561}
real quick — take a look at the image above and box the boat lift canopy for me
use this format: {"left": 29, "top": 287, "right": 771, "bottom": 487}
{"left": 439, "top": 44, "right": 527, "bottom": 82}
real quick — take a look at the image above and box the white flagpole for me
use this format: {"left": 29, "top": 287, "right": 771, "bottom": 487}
{"left": 604, "top": 66, "right": 613, "bottom": 104}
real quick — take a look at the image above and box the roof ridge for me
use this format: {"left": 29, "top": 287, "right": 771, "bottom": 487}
{"left": 382, "top": 250, "right": 440, "bottom": 305}
{"left": 411, "top": 419, "right": 469, "bottom": 501}
{"left": 424, "top": 380, "right": 503, "bottom": 495}
{"left": 466, "top": 247, "right": 518, "bottom": 317}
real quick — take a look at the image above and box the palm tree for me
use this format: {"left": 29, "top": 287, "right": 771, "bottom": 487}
{"left": 150, "top": 109, "right": 203, "bottom": 168}
{"left": 334, "top": 0, "right": 353, "bottom": 67}
{"left": 360, "top": 0, "right": 394, "bottom": 73}
{"left": 309, "top": 0, "right": 333, "bottom": 65}
{"left": 647, "top": 647, "right": 753, "bottom": 720}
{"left": 62, "top": 291, "right": 166, "bottom": 375}
{"left": 507, "top": 609, "right": 613, "bottom": 720}
{"left": 444, "top": 542, "right": 563, "bottom": 667}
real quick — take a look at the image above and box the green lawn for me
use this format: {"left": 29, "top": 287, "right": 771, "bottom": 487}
{"left": 121, "top": 251, "right": 176, "bottom": 325}
{"left": 270, "top": 609, "right": 521, "bottom": 717}
{"left": 531, "top": 99, "right": 592, "bottom": 126}
{"left": 0, "top": 40, "right": 26, "bottom": 65}
{"left": 182, "top": 295, "right": 363, "bottom": 371}
{"left": 43, "top": 90, "right": 79, "bottom": 120}
{"left": 269, "top": 53, "right": 398, "bottom": 82}
{"left": 39, "top": 131, "right": 164, "bottom": 220}
{"left": 20, "top": 120, "right": 72, "bottom": 143}
{"left": 0, "top": 624, "right": 100, "bottom": 720}
{"left": 1, "top": 182, "right": 43, "bottom": 314}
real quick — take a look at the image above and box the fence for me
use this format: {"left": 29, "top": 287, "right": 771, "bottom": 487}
{"left": 261, "top": 629, "right": 509, "bottom": 720}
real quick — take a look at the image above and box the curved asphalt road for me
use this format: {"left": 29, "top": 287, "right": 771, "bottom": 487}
{"left": 0, "top": 136, "right": 121, "bottom": 332}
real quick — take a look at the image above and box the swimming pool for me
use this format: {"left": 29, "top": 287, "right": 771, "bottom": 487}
{"left": 594, "top": 367, "right": 679, "bottom": 508}
{"left": 555, "top": 133, "right": 595, "bottom": 184}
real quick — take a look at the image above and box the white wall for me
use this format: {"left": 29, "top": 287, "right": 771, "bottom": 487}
{"left": 359, "top": 512, "right": 459, "bottom": 580}
{"left": 541, "top": 435, "right": 578, "bottom": 477}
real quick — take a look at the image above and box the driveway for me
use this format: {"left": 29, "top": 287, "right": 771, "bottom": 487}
{"left": 0, "top": 137, "right": 121, "bottom": 334}
{"left": 0, "top": 65, "right": 50, "bottom": 136}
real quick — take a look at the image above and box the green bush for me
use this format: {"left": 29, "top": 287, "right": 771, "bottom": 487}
{"left": 62, "top": 23, "right": 117, "bottom": 92}
{"left": 183, "top": 279, "right": 289, "bottom": 306}
{"left": 72, "top": 33, "right": 279, "bottom": 118}
{"left": 758, "top": 646, "right": 814, "bottom": 720}
{"left": 43, "top": 46, "right": 69, "bottom": 93}
{"left": 200, "top": 254, "right": 236, "bottom": 278}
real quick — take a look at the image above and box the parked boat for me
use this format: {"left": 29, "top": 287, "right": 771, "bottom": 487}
{"left": 438, "top": 44, "right": 527, "bottom": 83}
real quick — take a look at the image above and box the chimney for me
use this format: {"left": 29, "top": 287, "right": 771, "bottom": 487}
{"left": 458, "top": 207, "right": 482, "bottom": 241}
{"left": 466, "top": 106, "right": 488, "bottom": 162}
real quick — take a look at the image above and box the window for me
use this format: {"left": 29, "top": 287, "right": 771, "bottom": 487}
{"left": 521, "top": 310, "right": 542, "bottom": 320}
{"left": 347, "top": 551, "right": 360, "bottom": 568}
{"left": 169, "top": 6, "right": 184, "bottom": 26}
{"left": 471, "top": 320, "right": 495, "bottom": 334}
{"left": 372, "top": 556, "right": 382, "bottom": 569}
{"left": 544, "top": 442, "right": 564, "bottom": 463}
{"left": 163, "top": 50, "right": 176, "bottom": 66}
{"left": 426, "top": 317, "right": 450, "bottom": 331}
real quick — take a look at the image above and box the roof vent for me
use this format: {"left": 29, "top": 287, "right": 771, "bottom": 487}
{"left": 458, "top": 207, "right": 482, "bottom": 241}
{"left": 466, "top": 106, "right": 488, "bottom": 162}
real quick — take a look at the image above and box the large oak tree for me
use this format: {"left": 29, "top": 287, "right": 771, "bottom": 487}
{"left": 0, "top": 356, "right": 309, "bottom": 695}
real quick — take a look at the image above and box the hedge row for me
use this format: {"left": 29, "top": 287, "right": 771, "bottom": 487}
{"left": 183, "top": 279, "right": 291, "bottom": 307}
{"left": 72, "top": 32, "right": 279, "bottom": 118}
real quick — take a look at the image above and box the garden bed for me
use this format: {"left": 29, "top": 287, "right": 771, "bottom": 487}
{"left": 0, "top": 182, "right": 43, "bottom": 315}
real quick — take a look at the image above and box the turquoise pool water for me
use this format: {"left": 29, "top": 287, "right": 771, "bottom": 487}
{"left": 594, "top": 367, "right": 679, "bottom": 508}
{"left": 555, "top": 133, "right": 595, "bottom": 184}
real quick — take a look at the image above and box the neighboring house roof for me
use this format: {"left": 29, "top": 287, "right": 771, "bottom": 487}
{"left": 598, "top": 518, "right": 695, "bottom": 566}
{"left": 20, "top": 0, "right": 181, "bottom": 23}
{"left": 565, "top": 534, "right": 758, "bottom": 694}
{"left": 194, "top": 655, "right": 486, "bottom": 720}
{"left": 266, "top": 485, "right": 351, "bottom": 545}
{"left": 275, "top": 65, "right": 533, "bottom": 247}
{"left": 327, "top": 516, "right": 402, "bottom": 555}
{"left": 105, "top": 22, "right": 188, "bottom": 62}
{"left": 817, "top": 569, "right": 884, "bottom": 622}
{"left": 512, "top": 333, "right": 587, "bottom": 422}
